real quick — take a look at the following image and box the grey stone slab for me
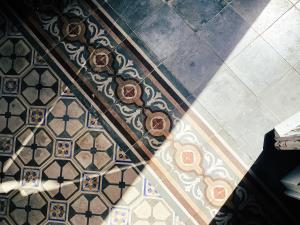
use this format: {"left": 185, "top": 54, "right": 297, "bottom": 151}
{"left": 260, "top": 68, "right": 300, "bottom": 121}
{"left": 263, "top": 7, "right": 300, "bottom": 67}
{"left": 198, "top": 5, "right": 259, "bottom": 62}
{"left": 106, "top": 0, "right": 163, "bottom": 30}
{"left": 134, "top": 4, "right": 195, "bottom": 61}
{"left": 232, "top": 0, "right": 292, "bottom": 34}
{"left": 162, "top": 34, "right": 223, "bottom": 97}
{"left": 173, "top": 0, "right": 228, "bottom": 31}
{"left": 227, "top": 37, "right": 291, "bottom": 95}
{"left": 197, "top": 65, "right": 257, "bottom": 125}
{"left": 197, "top": 65, "right": 279, "bottom": 164}
{"left": 222, "top": 99, "right": 278, "bottom": 144}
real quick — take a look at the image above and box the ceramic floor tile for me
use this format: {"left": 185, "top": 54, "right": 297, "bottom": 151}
{"left": 263, "top": 6, "right": 300, "bottom": 67}
{"left": 232, "top": 0, "right": 293, "bottom": 34}
{"left": 227, "top": 36, "right": 291, "bottom": 95}
{"left": 260, "top": 68, "right": 300, "bottom": 121}
{"left": 106, "top": 0, "right": 163, "bottom": 30}
{"left": 0, "top": 7, "right": 197, "bottom": 225}
{"left": 162, "top": 33, "right": 223, "bottom": 97}
{"left": 197, "top": 64, "right": 279, "bottom": 160}
{"left": 173, "top": 0, "right": 229, "bottom": 31}
{"left": 197, "top": 65, "right": 256, "bottom": 125}
{"left": 198, "top": 5, "right": 259, "bottom": 62}
{"left": 134, "top": 4, "right": 195, "bottom": 61}
{"left": 0, "top": 1, "right": 298, "bottom": 225}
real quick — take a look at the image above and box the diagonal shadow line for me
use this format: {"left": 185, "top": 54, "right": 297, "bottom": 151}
{"left": 0, "top": 0, "right": 298, "bottom": 224}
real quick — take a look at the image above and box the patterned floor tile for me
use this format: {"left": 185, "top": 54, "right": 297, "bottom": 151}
{"left": 102, "top": 165, "right": 142, "bottom": 205}
{"left": 69, "top": 194, "right": 108, "bottom": 225}
{"left": 0, "top": 1, "right": 296, "bottom": 225}
{"left": 109, "top": 206, "right": 129, "bottom": 225}
{"left": 74, "top": 130, "right": 114, "bottom": 171}
{"left": 48, "top": 201, "right": 68, "bottom": 222}
{"left": 15, "top": 127, "right": 53, "bottom": 166}
{"left": 42, "top": 160, "right": 80, "bottom": 200}
{"left": 0, "top": 96, "right": 27, "bottom": 135}
{"left": 47, "top": 98, "right": 86, "bottom": 139}
{"left": 0, "top": 38, "right": 32, "bottom": 75}
{"left": 9, "top": 192, "right": 47, "bottom": 225}
{"left": 0, "top": 156, "right": 20, "bottom": 193}
{"left": 21, "top": 68, "right": 59, "bottom": 106}
{"left": 131, "top": 198, "right": 174, "bottom": 225}
{"left": 2, "top": 77, "right": 20, "bottom": 95}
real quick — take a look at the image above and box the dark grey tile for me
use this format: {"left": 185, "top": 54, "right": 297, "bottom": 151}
{"left": 134, "top": 4, "right": 195, "bottom": 61}
{"left": 162, "top": 34, "right": 223, "bottom": 97}
{"left": 106, "top": 0, "right": 163, "bottom": 30}
{"left": 173, "top": 0, "right": 229, "bottom": 31}
{"left": 198, "top": 6, "right": 256, "bottom": 61}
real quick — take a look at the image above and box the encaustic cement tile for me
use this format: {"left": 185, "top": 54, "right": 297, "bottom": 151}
{"left": 0, "top": 1, "right": 296, "bottom": 225}
{"left": 0, "top": 6, "right": 196, "bottom": 225}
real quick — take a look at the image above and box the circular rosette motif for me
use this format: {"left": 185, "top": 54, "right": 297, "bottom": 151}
{"left": 204, "top": 177, "right": 232, "bottom": 207}
{"left": 173, "top": 142, "right": 203, "bottom": 175}
{"left": 144, "top": 109, "right": 171, "bottom": 137}
{"left": 88, "top": 47, "right": 114, "bottom": 74}
{"left": 116, "top": 77, "right": 143, "bottom": 106}
{"left": 61, "top": 17, "right": 86, "bottom": 42}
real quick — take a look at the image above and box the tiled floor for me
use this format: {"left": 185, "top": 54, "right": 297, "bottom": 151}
{"left": 0, "top": 0, "right": 300, "bottom": 224}
{"left": 0, "top": 7, "right": 195, "bottom": 224}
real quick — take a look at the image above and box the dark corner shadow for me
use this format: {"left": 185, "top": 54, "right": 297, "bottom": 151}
{"left": 210, "top": 130, "right": 300, "bottom": 225}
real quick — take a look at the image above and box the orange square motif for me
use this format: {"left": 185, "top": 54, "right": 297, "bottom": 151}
{"left": 182, "top": 151, "right": 194, "bottom": 164}
{"left": 213, "top": 187, "right": 225, "bottom": 200}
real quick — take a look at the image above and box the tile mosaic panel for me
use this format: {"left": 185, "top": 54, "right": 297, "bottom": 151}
{"left": 0, "top": 7, "right": 196, "bottom": 225}
{"left": 0, "top": 0, "right": 296, "bottom": 224}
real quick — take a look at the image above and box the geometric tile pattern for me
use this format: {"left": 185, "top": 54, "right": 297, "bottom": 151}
{"left": 0, "top": 136, "right": 14, "bottom": 156}
{"left": 74, "top": 130, "right": 114, "bottom": 171}
{"left": 9, "top": 192, "right": 47, "bottom": 225}
{"left": 0, "top": 156, "right": 20, "bottom": 193}
{"left": 0, "top": 1, "right": 291, "bottom": 224}
{"left": 21, "top": 68, "right": 58, "bottom": 106}
{"left": 69, "top": 194, "right": 108, "bottom": 224}
{"left": 15, "top": 127, "right": 53, "bottom": 166}
{"left": 0, "top": 10, "right": 190, "bottom": 224}
{"left": 131, "top": 198, "right": 174, "bottom": 225}
{"left": 0, "top": 38, "right": 31, "bottom": 75}
{"left": 102, "top": 165, "right": 142, "bottom": 205}
{"left": 2, "top": 77, "right": 19, "bottom": 95}
{"left": 42, "top": 160, "right": 80, "bottom": 200}
{"left": 109, "top": 207, "right": 129, "bottom": 225}
{"left": 0, "top": 96, "right": 27, "bottom": 135}
{"left": 47, "top": 98, "right": 86, "bottom": 139}
{"left": 49, "top": 201, "right": 68, "bottom": 222}
{"left": 21, "top": 167, "right": 41, "bottom": 187}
